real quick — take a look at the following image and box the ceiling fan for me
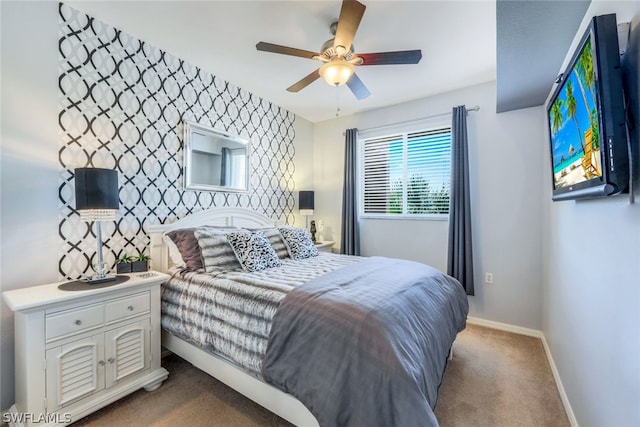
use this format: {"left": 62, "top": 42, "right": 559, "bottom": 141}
{"left": 256, "top": 0, "right": 422, "bottom": 100}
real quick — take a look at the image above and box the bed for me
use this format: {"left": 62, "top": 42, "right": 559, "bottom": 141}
{"left": 148, "top": 207, "right": 468, "bottom": 427}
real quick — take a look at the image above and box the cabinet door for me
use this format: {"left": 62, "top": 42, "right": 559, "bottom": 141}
{"left": 45, "top": 333, "right": 105, "bottom": 410}
{"left": 105, "top": 318, "right": 150, "bottom": 388}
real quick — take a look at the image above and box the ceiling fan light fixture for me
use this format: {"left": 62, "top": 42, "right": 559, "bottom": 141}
{"left": 319, "top": 58, "right": 354, "bottom": 86}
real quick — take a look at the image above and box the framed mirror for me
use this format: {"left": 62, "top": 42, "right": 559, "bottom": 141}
{"left": 183, "top": 120, "right": 250, "bottom": 193}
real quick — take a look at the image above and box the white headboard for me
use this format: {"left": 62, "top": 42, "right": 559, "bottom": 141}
{"left": 146, "top": 207, "right": 280, "bottom": 273}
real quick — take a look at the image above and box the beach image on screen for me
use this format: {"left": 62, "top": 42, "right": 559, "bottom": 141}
{"left": 548, "top": 37, "right": 602, "bottom": 190}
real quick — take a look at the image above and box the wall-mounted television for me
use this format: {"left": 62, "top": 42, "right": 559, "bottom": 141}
{"left": 546, "top": 13, "right": 629, "bottom": 201}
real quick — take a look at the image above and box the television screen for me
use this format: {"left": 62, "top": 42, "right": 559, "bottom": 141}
{"left": 546, "top": 14, "right": 629, "bottom": 201}
{"left": 548, "top": 37, "right": 603, "bottom": 190}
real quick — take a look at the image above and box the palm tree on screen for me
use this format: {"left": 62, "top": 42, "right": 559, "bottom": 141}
{"left": 550, "top": 99, "right": 564, "bottom": 136}
{"left": 565, "top": 80, "right": 585, "bottom": 152}
{"left": 578, "top": 39, "right": 596, "bottom": 105}
{"left": 573, "top": 69, "right": 591, "bottom": 132}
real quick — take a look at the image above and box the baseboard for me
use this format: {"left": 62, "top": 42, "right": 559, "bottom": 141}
{"left": 465, "top": 316, "right": 578, "bottom": 427}
{"left": 540, "top": 334, "right": 579, "bottom": 427}
{"left": 466, "top": 316, "right": 542, "bottom": 338}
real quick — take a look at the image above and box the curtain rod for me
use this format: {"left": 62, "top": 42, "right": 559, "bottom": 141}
{"left": 345, "top": 105, "right": 480, "bottom": 135}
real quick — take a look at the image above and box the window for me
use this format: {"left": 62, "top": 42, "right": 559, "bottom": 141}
{"left": 360, "top": 126, "right": 451, "bottom": 217}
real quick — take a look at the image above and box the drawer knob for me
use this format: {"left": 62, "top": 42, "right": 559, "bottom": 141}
{"left": 107, "top": 357, "right": 115, "bottom": 364}
{"left": 74, "top": 320, "right": 82, "bottom": 326}
{"left": 127, "top": 305, "right": 134, "bottom": 311}
{"left": 98, "top": 360, "right": 106, "bottom": 366}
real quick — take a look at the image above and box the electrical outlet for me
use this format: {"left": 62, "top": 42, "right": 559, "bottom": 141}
{"left": 484, "top": 273, "right": 494, "bottom": 284}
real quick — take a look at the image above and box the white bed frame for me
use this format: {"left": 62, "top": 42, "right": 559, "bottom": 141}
{"left": 147, "top": 207, "right": 319, "bottom": 427}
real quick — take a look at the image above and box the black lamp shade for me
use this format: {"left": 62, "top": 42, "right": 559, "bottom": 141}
{"left": 75, "top": 168, "right": 119, "bottom": 210}
{"left": 299, "top": 191, "right": 314, "bottom": 210}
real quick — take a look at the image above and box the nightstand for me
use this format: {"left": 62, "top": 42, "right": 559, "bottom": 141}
{"left": 315, "top": 241, "right": 335, "bottom": 253}
{"left": 2, "top": 271, "right": 170, "bottom": 426}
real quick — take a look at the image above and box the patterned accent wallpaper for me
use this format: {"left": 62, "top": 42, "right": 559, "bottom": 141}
{"left": 57, "top": 3, "right": 296, "bottom": 279}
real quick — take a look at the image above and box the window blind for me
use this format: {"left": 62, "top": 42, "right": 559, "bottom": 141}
{"left": 361, "top": 126, "right": 451, "bottom": 216}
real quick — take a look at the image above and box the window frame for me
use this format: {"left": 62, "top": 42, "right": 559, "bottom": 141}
{"left": 357, "top": 118, "right": 452, "bottom": 221}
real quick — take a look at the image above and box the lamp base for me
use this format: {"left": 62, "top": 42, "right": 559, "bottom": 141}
{"left": 84, "top": 274, "right": 117, "bottom": 284}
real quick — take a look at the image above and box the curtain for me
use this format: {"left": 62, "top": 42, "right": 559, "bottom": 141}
{"left": 340, "top": 128, "right": 360, "bottom": 255}
{"left": 448, "top": 106, "right": 475, "bottom": 295}
{"left": 220, "top": 147, "right": 230, "bottom": 186}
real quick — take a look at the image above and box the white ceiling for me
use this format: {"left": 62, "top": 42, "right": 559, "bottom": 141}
{"left": 65, "top": 0, "right": 497, "bottom": 123}
{"left": 496, "top": 0, "right": 590, "bottom": 113}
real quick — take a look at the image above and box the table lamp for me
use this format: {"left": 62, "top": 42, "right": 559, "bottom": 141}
{"left": 299, "top": 190, "right": 314, "bottom": 230}
{"left": 75, "top": 167, "right": 119, "bottom": 283}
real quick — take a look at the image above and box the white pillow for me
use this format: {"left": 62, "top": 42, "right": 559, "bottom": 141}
{"left": 163, "top": 233, "right": 185, "bottom": 267}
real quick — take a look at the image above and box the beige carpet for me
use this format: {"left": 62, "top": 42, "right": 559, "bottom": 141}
{"left": 73, "top": 324, "right": 569, "bottom": 426}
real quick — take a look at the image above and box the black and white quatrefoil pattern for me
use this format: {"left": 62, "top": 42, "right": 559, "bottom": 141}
{"left": 226, "top": 231, "right": 282, "bottom": 273}
{"left": 57, "top": 3, "right": 296, "bottom": 279}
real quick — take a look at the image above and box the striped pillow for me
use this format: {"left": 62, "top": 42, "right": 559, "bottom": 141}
{"left": 194, "top": 228, "right": 243, "bottom": 272}
{"left": 248, "top": 227, "right": 289, "bottom": 259}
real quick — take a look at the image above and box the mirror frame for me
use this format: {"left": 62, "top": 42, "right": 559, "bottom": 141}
{"left": 182, "top": 120, "right": 251, "bottom": 193}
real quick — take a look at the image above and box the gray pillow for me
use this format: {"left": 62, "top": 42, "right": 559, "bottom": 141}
{"left": 278, "top": 226, "right": 319, "bottom": 260}
{"left": 225, "top": 230, "right": 282, "bottom": 272}
{"left": 194, "top": 228, "right": 243, "bottom": 272}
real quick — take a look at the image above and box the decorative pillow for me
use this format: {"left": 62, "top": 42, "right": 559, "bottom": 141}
{"left": 163, "top": 233, "right": 187, "bottom": 267}
{"left": 165, "top": 226, "right": 237, "bottom": 271}
{"left": 194, "top": 228, "right": 243, "bottom": 272}
{"left": 248, "top": 227, "right": 289, "bottom": 259}
{"left": 278, "top": 226, "right": 319, "bottom": 260}
{"left": 165, "top": 227, "right": 207, "bottom": 271}
{"left": 225, "top": 230, "right": 282, "bottom": 272}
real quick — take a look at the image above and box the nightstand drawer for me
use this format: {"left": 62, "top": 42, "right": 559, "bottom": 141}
{"left": 105, "top": 291, "right": 150, "bottom": 323}
{"left": 46, "top": 304, "right": 104, "bottom": 341}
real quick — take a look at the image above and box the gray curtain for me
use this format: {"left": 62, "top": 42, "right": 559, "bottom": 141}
{"left": 340, "top": 128, "right": 360, "bottom": 255}
{"left": 448, "top": 106, "right": 474, "bottom": 295}
{"left": 220, "top": 147, "right": 230, "bottom": 186}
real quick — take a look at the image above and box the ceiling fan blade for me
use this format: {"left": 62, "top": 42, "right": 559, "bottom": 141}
{"left": 357, "top": 50, "right": 423, "bottom": 66}
{"left": 334, "top": 0, "right": 366, "bottom": 53}
{"left": 346, "top": 73, "right": 370, "bottom": 100}
{"left": 287, "top": 69, "right": 321, "bottom": 92}
{"left": 256, "top": 42, "right": 319, "bottom": 59}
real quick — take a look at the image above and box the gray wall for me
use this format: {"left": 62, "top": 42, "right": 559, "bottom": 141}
{"left": 312, "top": 81, "right": 546, "bottom": 331}
{"left": 542, "top": 2, "right": 640, "bottom": 426}
{"left": 1, "top": 1, "right": 60, "bottom": 412}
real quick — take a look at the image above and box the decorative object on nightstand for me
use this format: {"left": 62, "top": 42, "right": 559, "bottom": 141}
{"left": 315, "top": 241, "right": 335, "bottom": 253}
{"left": 115, "top": 255, "right": 134, "bottom": 273}
{"left": 2, "top": 271, "right": 170, "bottom": 425}
{"left": 310, "top": 220, "right": 317, "bottom": 243}
{"left": 299, "top": 190, "right": 314, "bottom": 230}
{"left": 75, "top": 167, "right": 119, "bottom": 284}
{"left": 116, "top": 253, "right": 150, "bottom": 273}
{"left": 132, "top": 253, "right": 151, "bottom": 272}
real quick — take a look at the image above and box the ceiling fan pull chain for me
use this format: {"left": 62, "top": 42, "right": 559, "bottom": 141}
{"left": 336, "top": 84, "right": 341, "bottom": 117}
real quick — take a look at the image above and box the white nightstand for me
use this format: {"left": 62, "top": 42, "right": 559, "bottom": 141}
{"left": 2, "top": 271, "right": 170, "bottom": 426}
{"left": 315, "top": 241, "right": 335, "bottom": 253}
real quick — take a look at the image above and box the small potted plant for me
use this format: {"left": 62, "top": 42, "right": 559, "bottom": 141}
{"left": 115, "top": 255, "right": 134, "bottom": 274}
{"left": 131, "top": 253, "right": 150, "bottom": 272}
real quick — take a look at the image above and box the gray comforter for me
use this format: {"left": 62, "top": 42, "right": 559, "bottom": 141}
{"left": 262, "top": 256, "right": 469, "bottom": 427}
